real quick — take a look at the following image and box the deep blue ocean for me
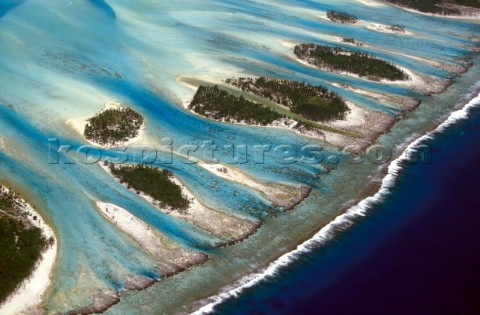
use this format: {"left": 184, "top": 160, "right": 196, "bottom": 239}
{"left": 212, "top": 103, "right": 480, "bottom": 315}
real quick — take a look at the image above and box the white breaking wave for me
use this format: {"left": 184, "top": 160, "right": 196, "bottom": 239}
{"left": 191, "top": 88, "right": 480, "bottom": 315}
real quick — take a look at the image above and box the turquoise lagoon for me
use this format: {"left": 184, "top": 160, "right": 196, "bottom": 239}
{"left": 0, "top": 0, "right": 478, "bottom": 313}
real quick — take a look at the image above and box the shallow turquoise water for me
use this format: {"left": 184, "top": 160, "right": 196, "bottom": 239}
{"left": 0, "top": 0, "right": 478, "bottom": 313}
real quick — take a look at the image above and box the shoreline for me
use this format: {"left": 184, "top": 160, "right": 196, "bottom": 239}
{"left": 331, "top": 82, "right": 421, "bottom": 111}
{"left": 188, "top": 85, "right": 480, "bottom": 314}
{"left": 95, "top": 201, "right": 209, "bottom": 277}
{"left": 69, "top": 158, "right": 314, "bottom": 314}
{"left": 281, "top": 39, "right": 458, "bottom": 96}
{"left": 292, "top": 53, "right": 452, "bottom": 96}
{"left": 0, "top": 190, "right": 58, "bottom": 315}
{"left": 382, "top": 1, "right": 480, "bottom": 20}
{"left": 322, "top": 101, "right": 398, "bottom": 150}
{"left": 99, "top": 163, "right": 261, "bottom": 245}
{"left": 67, "top": 201, "right": 210, "bottom": 314}
{"left": 197, "top": 162, "right": 312, "bottom": 212}
{"left": 65, "top": 101, "right": 146, "bottom": 148}
{"left": 179, "top": 75, "right": 397, "bottom": 150}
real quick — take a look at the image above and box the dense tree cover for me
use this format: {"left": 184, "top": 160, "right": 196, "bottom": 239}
{"left": 385, "top": 0, "right": 480, "bottom": 14}
{"left": 189, "top": 85, "right": 284, "bottom": 125}
{"left": 226, "top": 77, "right": 349, "bottom": 122}
{"left": 294, "top": 43, "right": 409, "bottom": 81}
{"left": 0, "top": 187, "right": 47, "bottom": 302}
{"left": 109, "top": 165, "right": 190, "bottom": 210}
{"left": 326, "top": 10, "right": 359, "bottom": 24}
{"left": 84, "top": 107, "right": 144, "bottom": 146}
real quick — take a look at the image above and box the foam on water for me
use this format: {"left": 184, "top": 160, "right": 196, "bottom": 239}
{"left": 0, "top": 0, "right": 479, "bottom": 312}
{"left": 191, "top": 87, "right": 480, "bottom": 314}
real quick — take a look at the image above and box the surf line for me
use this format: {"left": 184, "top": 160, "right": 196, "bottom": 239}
{"left": 191, "top": 89, "right": 480, "bottom": 315}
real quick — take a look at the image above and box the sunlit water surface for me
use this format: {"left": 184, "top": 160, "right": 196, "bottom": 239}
{"left": 0, "top": 0, "right": 478, "bottom": 313}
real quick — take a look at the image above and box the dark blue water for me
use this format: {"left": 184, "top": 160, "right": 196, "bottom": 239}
{"left": 213, "top": 103, "right": 480, "bottom": 315}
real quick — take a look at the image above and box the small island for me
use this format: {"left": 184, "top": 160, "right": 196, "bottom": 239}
{"left": 103, "top": 163, "right": 261, "bottom": 246}
{"left": 387, "top": 24, "right": 406, "bottom": 33}
{"left": 108, "top": 165, "right": 190, "bottom": 211}
{"left": 385, "top": 0, "right": 480, "bottom": 15}
{"left": 326, "top": 10, "right": 359, "bottom": 24}
{"left": 226, "top": 77, "right": 350, "bottom": 122}
{"left": 189, "top": 85, "right": 284, "bottom": 125}
{"left": 84, "top": 107, "right": 144, "bottom": 146}
{"left": 0, "top": 186, "right": 51, "bottom": 302}
{"left": 294, "top": 43, "right": 409, "bottom": 81}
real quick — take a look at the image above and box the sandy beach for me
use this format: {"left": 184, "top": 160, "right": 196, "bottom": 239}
{"left": 179, "top": 73, "right": 400, "bottom": 151}
{"left": 382, "top": 1, "right": 480, "bottom": 20}
{"left": 61, "top": 201, "right": 208, "bottom": 314}
{"left": 289, "top": 47, "right": 452, "bottom": 96}
{"left": 197, "top": 161, "right": 312, "bottom": 211}
{"left": 66, "top": 101, "right": 147, "bottom": 148}
{"left": 96, "top": 201, "right": 208, "bottom": 276}
{"left": 331, "top": 83, "right": 420, "bottom": 111}
{"left": 100, "top": 164, "right": 261, "bottom": 244}
{"left": 324, "top": 101, "right": 397, "bottom": 150}
{"left": 0, "top": 190, "right": 58, "bottom": 315}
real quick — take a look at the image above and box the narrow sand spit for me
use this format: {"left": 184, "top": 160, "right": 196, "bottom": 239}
{"left": 388, "top": 51, "right": 469, "bottom": 74}
{"left": 96, "top": 202, "right": 208, "bottom": 276}
{"left": 100, "top": 164, "right": 261, "bottom": 244}
{"left": 0, "top": 190, "right": 57, "bottom": 315}
{"left": 363, "top": 21, "right": 413, "bottom": 35}
{"left": 326, "top": 102, "right": 396, "bottom": 138}
{"left": 197, "top": 162, "right": 311, "bottom": 211}
{"left": 65, "top": 200, "right": 209, "bottom": 315}
{"left": 321, "top": 102, "right": 397, "bottom": 151}
{"left": 355, "top": 0, "right": 386, "bottom": 6}
{"left": 66, "top": 101, "right": 146, "bottom": 148}
{"left": 331, "top": 83, "right": 421, "bottom": 111}
{"left": 384, "top": 66, "right": 452, "bottom": 95}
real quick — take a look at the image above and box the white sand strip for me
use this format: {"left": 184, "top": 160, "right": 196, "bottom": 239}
{"left": 66, "top": 101, "right": 147, "bottom": 148}
{"left": 99, "top": 164, "right": 259, "bottom": 242}
{"left": 0, "top": 193, "right": 57, "bottom": 315}
{"left": 197, "top": 162, "right": 310, "bottom": 210}
{"left": 95, "top": 202, "right": 207, "bottom": 277}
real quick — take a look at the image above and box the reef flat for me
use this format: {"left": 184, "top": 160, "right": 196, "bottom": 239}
{"left": 0, "top": 0, "right": 478, "bottom": 314}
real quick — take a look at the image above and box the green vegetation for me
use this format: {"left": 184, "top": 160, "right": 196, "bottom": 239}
{"left": 226, "top": 77, "right": 349, "bottom": 122}
{"left": 182, "top": 78, "right": 362, "bottom": 138}
{"left": 294, "top": 43, "right": 409, "bottom": 81}
{"left": 0, "top": 186, "right": 48, "bottom": 302}
{"left": 84, "top": 107, "right": 144, "bottom": 146}
{"left": 385, "top": 0, "right": 480, "bottom": 14}
{"left": 189, "top": 85, "right": 284, "bottom": 125}
{"left": 326, "top": 10, "right": 359, "bottom": 24}
{"left": 109, "top": 165, "right": 190, "bottom": 210}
